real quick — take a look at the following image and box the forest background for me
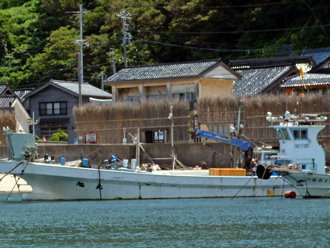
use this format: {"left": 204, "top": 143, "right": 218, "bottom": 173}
{"left": 0, "top": 0, "right": 329, "bottom": 90}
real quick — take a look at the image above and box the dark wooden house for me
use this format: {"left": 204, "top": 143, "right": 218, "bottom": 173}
{"left": 24, "top": 80, "right": 112, "bottom": 144}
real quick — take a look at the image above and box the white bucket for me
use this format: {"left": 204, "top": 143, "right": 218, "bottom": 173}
{"left": 123, "top": 159, "right": 129, "bottom": 168}
{"left": 131, "top": 159, "right": 136, "bottom": 170}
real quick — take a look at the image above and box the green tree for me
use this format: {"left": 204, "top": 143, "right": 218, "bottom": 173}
{"left": 26, "top": 26, "right": 79, "bottom": 85}
{"left": 0, "top": 0, "right": 47, "bottom": 86}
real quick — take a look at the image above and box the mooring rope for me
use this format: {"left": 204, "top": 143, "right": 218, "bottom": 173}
{"left": 96, "top": 166, "right": 103, "bottom": 200}
{"left": 322, "top": 189, "right": 330, "bottom": 199}
{"left": 5, "top": 161, "right": 28, "bottom": 202}
{"left": 253, "top": 165, "right": 269, "bottom": 198}
{"left": 304, "top": 173, "right": 311, "bottom": 198}
{"left": 231, "top": 174, "right": 255, "bottom": 200}
{"left": 0, "top": 161, "right": 25, "bottom": 182}
{"left": 281, "top": 174, "right": 285, "bottom": 198}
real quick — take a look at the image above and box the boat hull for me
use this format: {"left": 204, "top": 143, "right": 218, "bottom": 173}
{"left": 278, "top": 171, "right": 330, "bottom": 198}
{"left": 0, "top": 161, "right": 297, "bottom": 201}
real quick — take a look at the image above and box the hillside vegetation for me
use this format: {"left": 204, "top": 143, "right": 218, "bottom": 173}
{"left": 0, "top": 0, "right": 329, "bottom": 89}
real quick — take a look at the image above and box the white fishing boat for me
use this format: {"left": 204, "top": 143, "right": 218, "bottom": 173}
{"left": 0, "top": 127, "right": 297, "bottom": 201}
{"left": 256, "top": 111, "right": 330, "bottom": 198}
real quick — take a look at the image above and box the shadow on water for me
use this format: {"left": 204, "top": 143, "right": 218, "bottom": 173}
{"left": 0, "top": 195, "right": 329, "bottom": 247}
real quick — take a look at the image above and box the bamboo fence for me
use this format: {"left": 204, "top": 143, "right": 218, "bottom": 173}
{"left": 74, "top": 99, "right": 190, "bottom": 144}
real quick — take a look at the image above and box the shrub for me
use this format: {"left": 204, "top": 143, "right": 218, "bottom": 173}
{"left": 50, "top": 128, "right": 68, "bottom": 141}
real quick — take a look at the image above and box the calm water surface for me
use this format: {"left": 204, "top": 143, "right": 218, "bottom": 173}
{"left": 0, "top": 194, "right": 329, "bottom": 247}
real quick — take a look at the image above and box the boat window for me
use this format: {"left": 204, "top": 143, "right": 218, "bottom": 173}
{"left": 291, "top": 129, "right": 308, "bottom": 140}
{"left": 265, "top": 153, "right": 278, "bottom": 160}
{"left": 293, "top": 130, "right": 300, "bottom": 139}
{"left": 275, "top": 129, "right": 284, "bottom": 140}
{"left": 281, "top": 128, "right": 291, "bottom": 140}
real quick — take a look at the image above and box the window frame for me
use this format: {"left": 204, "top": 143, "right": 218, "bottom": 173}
{"left": 291, "top": 128, "right": 308, "bottom": 140}
{"left": 39, "top": 101, "right": 67, "bottom": 116}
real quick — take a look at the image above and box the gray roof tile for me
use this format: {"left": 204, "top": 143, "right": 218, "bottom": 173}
{"left": 0, "top": 85, "right": 8, "bottom": 95}
{"left": 233, "top": 66, "right": 291, "bottom": 96}
{"left": 106, "top": 60, "right": 219, "bottom": 82}
{"left": 51, "top": 80, "right": 112, "bottom": 98}
{"left": 281, "top": 73, "right": 330, "bottom": 88}
{"left": 0, "top": 96, "right": 16, "bottom": 107}
{"left": 14, "top": 89, "right": 32, "bottom": 102}
{"left": 229, "top": 56, "right": 314, "bottom": 69}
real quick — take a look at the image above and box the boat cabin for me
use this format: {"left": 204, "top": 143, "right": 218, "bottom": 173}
{"left": 266, "top": 112, "right": 327, "bottom": 173}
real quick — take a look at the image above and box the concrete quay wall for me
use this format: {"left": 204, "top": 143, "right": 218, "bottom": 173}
{"left": 2, "top": 140, "right": 330, "bottom": 168}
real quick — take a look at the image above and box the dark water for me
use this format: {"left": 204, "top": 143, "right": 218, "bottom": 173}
{"left": 0, "top": 194, "right": 329, "bottom": 248}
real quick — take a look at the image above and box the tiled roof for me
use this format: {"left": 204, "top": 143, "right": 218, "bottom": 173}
{"left": 0, "top": 84, "right": 8, "bottom": 95}
{"left": 14, "top": 89, "right": 33, "bottom": 102}
{"left": 302, "top": 48, "right": 330, "bottom": 65}
{"left": 229, "top": 56, "right": 314, "bottom": 69}
{"left": 0, "top": 96, "right": 17, "bottom": 107}
{"left": 106, "top": 59, "right": 219, "bottom": 82}
{"left": 233, "top": 66, "right": 292, "bottom": 96}
{"left": 314, "top": 68, "right": 330, "bottom": 74}
{"left": 281, "top": 73, "right": 330, "bottom": 88}
{"left": 51, "top": 80, "right": 112, "bottom": 98}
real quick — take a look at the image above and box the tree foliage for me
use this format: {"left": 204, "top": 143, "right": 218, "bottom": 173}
{"left": 0, "top": 0, "right": 330, "bottom": 88}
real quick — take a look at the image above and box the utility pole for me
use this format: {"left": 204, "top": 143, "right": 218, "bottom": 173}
{"left": 116, "top": 6, "right": 132, "bottom": 67}
{"left": 100, "top": 71, "right": 105, "bottom": 91}
{"left": 67, "top": 4, "right": 89, "bottom": 106}
{"left": 107, "top": 48, "right": 116, "bottom": 74}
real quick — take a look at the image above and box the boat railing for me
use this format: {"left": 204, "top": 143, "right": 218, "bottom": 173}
{"left": 293, "top": 158, "right": 316, "bottom": 172}
{"left": 262, "top": 155, "right": 300, "bottom": 169}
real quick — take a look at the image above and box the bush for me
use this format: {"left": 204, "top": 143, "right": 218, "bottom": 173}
{"left": 50, "top": 128, "right": 68, "bottom": 141}
{"left": 35, "top": 134, "right": 43, "bottom": 141}
{"left": 49, "top": 135, "right": 60, "bottom": 141}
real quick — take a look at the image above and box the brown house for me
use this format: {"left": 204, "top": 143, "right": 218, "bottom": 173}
{"left": 104, "top": 59, "right": 242, "bottom": 111}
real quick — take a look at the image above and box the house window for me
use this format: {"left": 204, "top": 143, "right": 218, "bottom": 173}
{"left": 146, "top": 94, "right": 167, "bottom": 100}
{"left": 40, "top": 102, "right": 67, "bottom": 115}
{"left": 127, "top": 96, "right": 140, "bottom": 102}
{"left": 172, "top": 92, "right": 196, "bottom": 102}
{"left": 41, "top": 127, "right": 67, "bottom": 139}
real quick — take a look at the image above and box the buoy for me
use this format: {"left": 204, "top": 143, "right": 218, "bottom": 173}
{"left": 285, "top": 191, "right": 296, "bottom": 198}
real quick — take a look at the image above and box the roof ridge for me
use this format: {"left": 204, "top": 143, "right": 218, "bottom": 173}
{"left": 121, "top": 58, "right": 220, "bottom": 70}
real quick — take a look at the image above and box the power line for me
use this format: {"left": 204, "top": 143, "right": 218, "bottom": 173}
{"left": 132, "top": 36, "right": 262, "bottom": 53}
{"left": 133, "top": 24, "right": 330, "bottom": 35}
{"left": 156, "top": 1, "right": 303, "bottom": 9}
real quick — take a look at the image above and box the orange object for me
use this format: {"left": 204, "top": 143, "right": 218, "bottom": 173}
{"left": 284, "top": 191, "right": 296, "bottom": 198}
{"left": 209, "top": 168, "right": 246, "bottom": 176}
{"left": 301, "top": 93, "right": 304, "bottom": 97}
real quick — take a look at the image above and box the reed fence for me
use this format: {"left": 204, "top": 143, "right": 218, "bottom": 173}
{"left": 198, "top": 93, "right": 330, "bottom": 144}
{"left": 0, "top": 109, "right": 16, "bottom": 146}
{"left": 74, "top": 99, "right": 190, "bottom": 144}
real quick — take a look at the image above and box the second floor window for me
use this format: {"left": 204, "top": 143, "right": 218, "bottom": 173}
{"left": 40, "top": 102, "right": 67, "bottom": 115}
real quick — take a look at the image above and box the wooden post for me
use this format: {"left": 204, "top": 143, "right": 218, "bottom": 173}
{"left": 170, "top": 105, "right": 176, "bottom": 170}
{"left": 137, "top": 128, "right": 140, "bottom": 167}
